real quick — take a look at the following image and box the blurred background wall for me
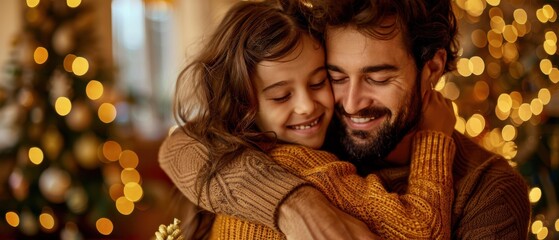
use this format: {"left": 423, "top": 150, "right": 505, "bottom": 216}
{"left": 0, "top": 0, "right": 558, "bottom": 239}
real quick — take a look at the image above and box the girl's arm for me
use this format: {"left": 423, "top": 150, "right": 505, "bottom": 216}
{"left": 270, "top": 131, "right": 455, "bottom": 239}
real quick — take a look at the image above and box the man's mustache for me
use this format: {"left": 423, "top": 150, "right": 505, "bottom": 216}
{"left": 335, "top": 104, "right": 391, "bottom": 119}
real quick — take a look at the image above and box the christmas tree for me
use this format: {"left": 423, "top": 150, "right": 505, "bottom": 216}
{"left": 0, "top": 0, "right": 144, "bottom": 238}
{"left": 448, "top": 0, "right": 558, "bottom": 239}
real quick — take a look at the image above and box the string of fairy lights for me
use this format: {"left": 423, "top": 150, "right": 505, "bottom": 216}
{"left": 445, "top": 0, "right": 558, "bottom": 239}
{"left": 2, "top": 0, "right": 146, "bottom": 237}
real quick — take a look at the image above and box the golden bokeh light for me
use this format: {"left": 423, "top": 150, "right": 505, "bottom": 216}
{"left": 502, "top": 43, "right": 518, "bottom": 62}
{"left": 490, "top": 16, "right": 505, "bottom": 33}
{"left": 86, "top": 80, "right": 104, "bottom": 100}
{"left": 102, "top": 141, "right": 122, "bottom": 162}
{"left": 455, "top": 116, "right": 466, "bottom": 134}
{"left": 109, "top": 183, "right": 124, "bottom": 201}
{"left": 123, "top": 182, "right": 143, "bottom": 202}
{"left": 63, "top": 54, "right": 77, "bottom": 72}
{"left": 513, "top": 8, "right": 527, "bottom": 24}
{"left": 96, "top": 218, "right": 114, "bottom": 235}
{"left": 116, "top": 197, "right": 134, "bottom": 215}
{"left": 471, "top": 29, "right": 487, "bottom": 48}
{"left": 545, "top": 31, "right": 557, "bottom": 43}
{"left": 55, "top": 97, "right": 72, "bottom": 116}
{"left": 473, "top": 80, "right": 489, "bottom": 101}
{"left": 532, "top": 220, "right": 543, "bottom": 234}
{"left": 466, "top": 114, "right": 485, "bottom": 137}
{"left": 538, "top": 88, "right": 551, "bottom": 105}
{"left": 497, "top": 93, "right": 512, "bottom": 113}
{"left": 33, "top": 47, "right": 48, "bottom": 64}
{"left": 486, "top": 0, "right": 500, "bottom": 7}
{"left": 29, "top": 147, "right": 44, "bottom": 165}
{"left": 502, "top": 25, "right": 518, "bottom": 43}
{"left": 26, "top": 0, "right": 40, "bottom": 8}
{"left": 495, "top": 105, "right": 510, "bottom": 120}
{"left": 536, "top": 9, "right": 548, "bottom": 23}
{"left": 72, "top": 57, "right": 89, "bottom": 76}
{"left": 456, "top": 58, "right": 472, "bottom": 77}
{"left": 442, "top": 82, "right": 460, "bottom": 100}
{"left": 39, "top": 212, "right": 55, "bottom": 230}
{"left": 486, "top": 61, "right": 501, "bottom": 78}
{"left": 487, "top": 29, "right": 503, "bottom": 47}
{"left": 5, "top": 212, "right": 19, "bottom": 227}
{"left": 465, "top": 0, "right": 484, "bottom": 17}
{"left": 510, "top": 91, "right": 523, "bottom": 109}
{"left": 121, "top": 168, "right": 141, "bottom": 184}
{"left": 119, "top": 150, "right": 139, "bottom": 169}
{"left": 501, "top": 125, "right": 516, "bottom": 141}
{"left": 536, "top": 227, "right": 548, "bottom": 239}
{"left": 530, "top": 99, "right": 544, "bottom": 116}
{"left": 555, "top": 219, "right": 559, "bottom": 232}
{"left": 98, "top": 103, "right": 117, "bottom": 123}
{"left": 67, "top": 0, "right": 82, "bottom": 8}
{"left": 544, "top": 40, "right": 557, "bottom": 55}
{"left": 488, "top": 44, "right": 503, "bottom": 59}
{"left": 508, "top": 61, "right": 524, "bottom": 79}
{"left": 549, "top": 68, "right": 559, "bottom": 83}
{"left": 470, "top": 56, "right": 485, "bottom": 75}
{"left": 518, "top": 103, "right": 532, "bottom": 122}
{"left": 542, "top": 4, "right": 555, "bottom": 19}
{"left": 529, "top": 187, "right": 542, "bottom": 203}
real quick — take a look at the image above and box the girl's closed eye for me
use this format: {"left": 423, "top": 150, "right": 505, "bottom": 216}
{"left": 310, "top": 78, "right": 328, "bottom": 90}
{"left": 270, "top": 93, "right": 291, "bottom": 102}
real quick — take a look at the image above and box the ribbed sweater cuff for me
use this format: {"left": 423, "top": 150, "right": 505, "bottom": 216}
{"left": 410, "top": 130, "right": 455, "bottom": 185}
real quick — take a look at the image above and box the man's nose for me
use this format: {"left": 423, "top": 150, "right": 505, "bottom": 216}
{"left": 342, "top": 78, "right": 370, "bottom": 115}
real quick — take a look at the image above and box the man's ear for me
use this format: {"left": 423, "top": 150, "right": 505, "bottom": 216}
{"left": 420, "top": 49, "right": 447, "bottom": 96}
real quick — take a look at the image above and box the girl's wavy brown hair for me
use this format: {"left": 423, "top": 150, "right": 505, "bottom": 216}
{"left": 173, "top": 0, "right": 319, "bottom": 206}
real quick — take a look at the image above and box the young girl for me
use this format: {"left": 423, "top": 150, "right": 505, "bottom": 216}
{"left": 167, "top": 1, "right": 455, "bottom": 239}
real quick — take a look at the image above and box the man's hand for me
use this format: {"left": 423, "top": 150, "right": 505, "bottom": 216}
{"left": 278, "top": 186, "right": 380, "bottom": 240}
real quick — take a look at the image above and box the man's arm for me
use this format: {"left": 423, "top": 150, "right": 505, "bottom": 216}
{"left": 452, "top": 161, "right": 531, "bottom": 239}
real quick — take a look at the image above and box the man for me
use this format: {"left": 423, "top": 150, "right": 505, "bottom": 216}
{"left": 159, "top": 0, "right": 530, "bottom": 239}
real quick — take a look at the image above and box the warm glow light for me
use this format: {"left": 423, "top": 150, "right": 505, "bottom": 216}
{"left": 109, "top": 184, "right": 124, "bottom": 201}
{"left": 103, "top": 141, "right": 122, "bottom": 162}
{"left": 490, "top": 16, "right": 506, "bottom": 33}
{"left": 542, "top": 4, "right": 555, "bottom": 19}
{"left": 98, "top": 103, "right": 117, "bottom": 123}
{"left": 555, "top": 219, "right": 559, "bottom": 231}
{"left": 116, "top": 197, "right": 134, "bottom": 215}
{"left": 442, "top": 82, "right": 460, "bottom": 100}
{"left": 470, "top": 56, "right": 485, "bottom": 75}
{"left": 529, "top": 187, "right": 542, "bottom": 203}
{"left": 537, "top": 227, "right": 548, "bottom": 239}
{"left": 5, "top": 212, "right": 19, "bottom": 227}
{"left": 67, "top": 0, "right": 82, "bottom": 8}
{"left": 96, "top": 218, "right": 113, "bottom": 235}
{"left": 473, "top": 80, "right": 489, "bottom": 101}
{"left": 532, "top": 220, "right": 543, "bottom": 234}
{"left": 531, "top": 99, "right": 544, "bottom": 115}
{"left": 457, "top": 58, "right": 472, "bottom": 77}
{"left": 55, "top": 97, "right": 72, "bottom": 116}
{"left": 545, "top": 31, "right": 557, "bottom": 43}
{"left": 495, "top": 106, "right": 510, "bottom": 120}
{"left": 487, "top": 62, "right": 501, "bottom": 78}
{"left": 544, "top": 40, "right": 557, "bottom": 55}
{"left": 119, "top": 150, "right": 139, "bottom": 169}
{"left": 510, "top": 91, "right": 523, "bottom": 109}
{"left": 86, "top": 80, "right": 104, "bottom": 100}
{"left": 26, "top": 0, "right": 40, "bottom": 8}
{"left": 72, "top": 57, "right": 89, "bottom": 76}
{"left": 537, "top": 9, "right": 548, "bottom": 23}
{"left": 39, "top": 212, "right": 55, "bottom": 230}
{"left": 29, "top": 147, "right": 44, "bottom": 165}
{"left": 123, "top": 182, "right": 143, "bottom": 202}
{"left": 501, "top": 125, "right": 516, "bottom": 141}
{"left": 455, "top": 117, "right": 466, "bottom": 134}
{"left": 487, "top": 30, "right": 503, "bottom": 48}
{"left": 63, "top": 54, "right": 76, "bottom": 72}
{"left": 513, "top": 9, "right": 527, "bottom": 24}
{"left": 466, "top": 114, "right": 485, "bottom": 137}
{"left": 465, "top": 0, "right": 484, "bottom": 17}
{"left": 486, "top": 0, "right": 500, "bottom": 7}
{"left": 549, "top": 68, "right": 559, "bottom": 83}
{"left": 497, "top": 94, "right": 512, "bottom": 113}
{"left": 502, "top": 43, "right": 518, "bottom": 62}
{"left": 502, "top": 25, "right": 518, "bottom": 43}
{"left": 538, "top": 88, "right": 551, "bottom": 105}
{"left": 518, "top": 103, "right": 532, "bottom": 122}
{"left": 121, "top": 168, "right": 141, "bottom": 184}
{"left": 33, "top": 47, "right": 48, "bottom": 64}
{"left": 471, "top": 29, "right": 487, "bottom": 48}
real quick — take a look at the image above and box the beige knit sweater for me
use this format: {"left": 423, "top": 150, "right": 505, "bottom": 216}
{"left": 158, "top": 130, "right": 531, "bottom": 239}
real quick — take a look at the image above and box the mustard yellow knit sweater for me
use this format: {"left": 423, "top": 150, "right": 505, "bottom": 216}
{"left": 208, "top": 131, "right": 455, "bottom": 240}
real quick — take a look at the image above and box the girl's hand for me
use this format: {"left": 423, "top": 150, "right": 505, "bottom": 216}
{"left": 419, "top": 89, "right": 455, "bottom": 136}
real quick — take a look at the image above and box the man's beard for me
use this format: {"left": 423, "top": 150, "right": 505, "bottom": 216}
{"left": 335, "top": 78, "right": 422, "bottom": 168}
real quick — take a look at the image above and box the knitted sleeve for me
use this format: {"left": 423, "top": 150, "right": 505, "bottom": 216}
{"left": 270, "top": 131, "right": 455, "bottom": 240}
{"left": 158, "top": 129, "right": 309, "bottom": 230}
